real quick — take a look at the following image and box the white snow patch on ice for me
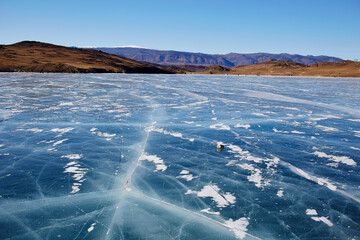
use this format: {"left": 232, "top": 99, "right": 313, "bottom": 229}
{"left": 279, "top": 106, "right": 300, "bottom": 111}
{"left": 188, "top": 185, "right": 236, "bottom": 208}
{"left": 234, "top": 124, "right": 251, "bottom": 129}
{"left": 310, "top": 115, "right": 340, "bottom": 121}
{"left": 348, "top": 119, "right": 360, "bottom": 122}
{"left": 177, "top": 174, "right": 197, "bottom": 181}
{"left": 291, "top": 130, "right": 305, "bottom": 134}
{"left": 236, "top": 164, "right": 255, "bottom": 171}
{"left": 97, "top": 132, "right": 116, "bottom": 138}
{"left": 224, "top": 218, "right": 249, "bottom": 239}
{"left": 180, "top": 170, "right": 189, "bottom": 174}
{"left": 90, "top": 128, "right": 116, "bottom": 140}
{"left": 311, "top": 217, "right": 334, "bottom": 227}
{"left": 62, "top": 154, "right": 83, "bottom": 160}
{"left": 306, "top": 209, "right": 318, "bottom": 216}
{"left": 277, "top": 189, "right": 284, "bottom": 197}
{"left": 63, "top": 161, "right": 88, "bottom": 194}
{"left": 315, "top": 125, "right": 339, "bottom": 132}
{"left": 313, "top": 151, "right": 356, "bottom": 166}
{"left": 273, "top": 128, "right": 289, "bottom": 133}
{"left": 226, "top": 143, "right": 279, "bottom": 188}
{"left": 87, "top": 223, "right": 96, "bottom": 232}
{"left": 252, "top": 113, "right": 268, "bottom": 117}
{"left": 177, "top": 170, "right": 197, "bottom": 181}
{"left": 28, "top": 128, "right": 44, "bottom": 133}
{"left": 354, "top": 130, "right": 360, "bottom": 137}
{"left": 200, "top": 208, "right": 220, "bottom": 215}
{"left": 59, "top": 102, "right": 74, "bottom": 106}
{"left": 52, "top": 138, "right": 68, "bottom": 146}
{"left": 140, "top": 154, "right": 167, "bottom": 172}
{"left": 227, "top": 144, "right": 264, "bottom": 163}
{"left": 50, "top": 127, "right": 74, "bottom": 137}
{"left": 247, "top": 168, "right": 270, "bottom": 188}
{"left": 210, "top": 123, "right": 231, "bottom": 130}
{"left": 145, "top": 126, "right": 194, "bottom": 142}
{"left": 185, "top": 189, "right": 195, "bottom": 195}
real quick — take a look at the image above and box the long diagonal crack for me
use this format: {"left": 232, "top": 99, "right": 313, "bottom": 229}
{"left": 104, "top": 106, "right": 156, "bottom": 240}
{"left": 126, "top": 190, "right": 262, "bottom": 240}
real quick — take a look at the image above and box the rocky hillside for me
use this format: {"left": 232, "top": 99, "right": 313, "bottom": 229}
{"left": 198, "top": 59, "right": 360, "bottom": 77}
{"left": 0, "top": 41, "right": 172, "bottom": 73}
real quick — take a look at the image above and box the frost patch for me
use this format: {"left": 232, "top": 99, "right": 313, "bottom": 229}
{"left": 224, "top": 218, "right": 249, "bottom": 239}
{"left": 140, "top": 154, "right": 167, "bottom": 172}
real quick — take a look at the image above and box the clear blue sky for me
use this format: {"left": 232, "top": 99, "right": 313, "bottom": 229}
{"left": 1, "top": 0, "right": 359, "bottom": 59}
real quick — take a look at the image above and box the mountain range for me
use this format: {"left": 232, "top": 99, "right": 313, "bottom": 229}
{"left": 1, "top": 41, "right": 358, "bottom": 77}
{"left": 85, "top": 47, "right": 343, "bottom": 68}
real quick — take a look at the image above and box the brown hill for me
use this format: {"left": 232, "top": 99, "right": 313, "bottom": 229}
{"left": 0, "top": 41, "right": 172, "bottom": 73}
{"left": 198, "top": 59, "right": 360, "bottom": 77}
{"left": 202, "top": 64, "right": 229, "bottom": 74}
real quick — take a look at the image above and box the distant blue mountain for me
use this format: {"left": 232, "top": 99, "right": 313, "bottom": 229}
{"left": 84, "top": 47, "right": 343, "bottom": 68}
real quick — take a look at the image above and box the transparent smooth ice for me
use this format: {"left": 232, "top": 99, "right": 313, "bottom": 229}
{"left": 0, "top": 73, "right": 359, "bottom": 239}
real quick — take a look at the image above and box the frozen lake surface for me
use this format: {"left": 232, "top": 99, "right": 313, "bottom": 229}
{"left": 0, "top": 73, "right": 359, "bottom": 239}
